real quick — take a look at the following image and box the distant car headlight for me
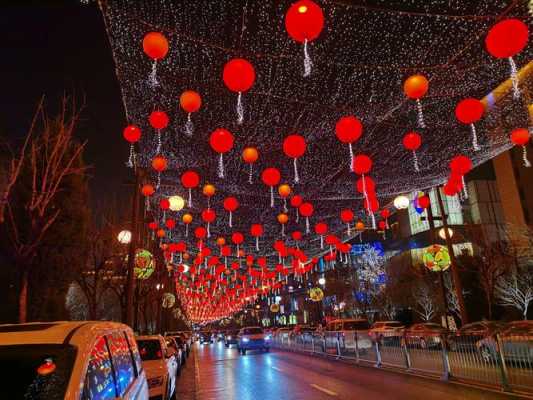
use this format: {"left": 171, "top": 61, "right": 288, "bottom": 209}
{"left": 265, "top": 335, "right": 271, "bottom": 341}
{"left": 434, "top": 337, "right": 441, "bottom": 343}
{"left": 147, "top": 376, "right": 164, "bottom": 388}
{"left": 227, "top": 336, "right": 232, "bottom": 340}
{"left": 242, "top": 337, "right": 250, "bottom": 343}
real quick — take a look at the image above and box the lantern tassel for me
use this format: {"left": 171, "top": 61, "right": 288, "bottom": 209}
{"left": 412, "top": 150, "right": 420, "bottom": 172}
{"left": 248, "top": 163, "right": 253, "bottom": 184}
{"left": 188, "top": 188, "right": 193, "bottom": 208}
{"left": 296, "top": 208, "right": 299, "bottom": 223}
{"left": 293, "top": 158, "right": 300, "bottom": 183}
{"left": 303, "top": 39, "right": 312, "bottom": 77}
{"left": 149, "top": 60, "right": 159, "bottom": 88}
{"left": 185, "top": 113, "right": 194, "bottom": 137}
{"left": 462, "top": 176, "right": 469, "bottom": 199}
{"left": 282, "top": 224, "right": 285, "bottom": 237}
{"left": 156, "top": 172, "right": 161, "bottom": 190}
{"left": 145, "top": 197, "right": 150, "bottom": 211}
{"left": 320, "top": 235, "right": 324, "bottom": 249}
{"left": 218, "top": 153, "right": 225, "bottom": 179}
{"left": 127, "top": 144, "right": 135, "bottom": 168}
{"left": 349, "top": 143, "right": 354, "bottom": 172}
{"left": 509, "top": 57, "right": 520, "bottom": 100}
{"left": 270, "top": 186, "right": 274, "bottom": 208}
{"left": 229, "top": 211, "right": 233, "bottom": 228}
{"left": 306, "top": 217, "right": 310, "bottom": 234}
{"left": 471, "top": 123, "right": 480, "bottom": 151}
{"left": 522, "top": 146, "right": 531, "bottom": 167}
{"left": 207, "top": 223, "right": 211, "bottom": 238}
{"left": 256, "top": 237, "right": 259, "bottom": 252}
{"left": 416, "top": 99, "right": 426, "bottom": 129}
{"left": 236, "top": 92, "right": 244, "bottom": 124}
{"left": 283, "top": 198, "right": 288, "bottom": 213}
{"left": 347, "top": 223, "right": 351, "bottom": 236}
{"left": 156, "top": 131, "right": 162, "bottom": 154}
{"left": 185, "top": 224, "right": 189, "bottom": 237}
{"left": 207, "top": 197, "right": 211, "bottom": 209}
{"left": 371, "top": 212, "right": 376, "bottom": 230}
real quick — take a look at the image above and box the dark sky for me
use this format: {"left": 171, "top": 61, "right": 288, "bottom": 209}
{"left": 1, "top": 1, "right": 128, "bottom": 202}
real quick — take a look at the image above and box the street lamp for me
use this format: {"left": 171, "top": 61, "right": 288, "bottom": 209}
{"left": 117, "top": 230, "right": 132, "bottom": 244}
{"left": 393, "top": 195, "right": 410, "bottom": 210}
{"left": 318, "top": 277, "right": 326, "bottom": 286}
{"left": 438, "top": 227, "right": 454, "bottom": 240}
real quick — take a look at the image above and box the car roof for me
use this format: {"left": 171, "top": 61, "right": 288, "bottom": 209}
{"left": 328, "top": 319, "right": 368, "bottom": 323}
{"left": 137, "top": 334, "right": 164, "bottom": 341}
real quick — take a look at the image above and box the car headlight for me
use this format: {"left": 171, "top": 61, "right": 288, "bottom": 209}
{"left": 434, "top": 337, "right": 441, "bottom": 343}
{"left": 147, "top": 376, "right": 164, "bottom": 388}
{"left": 227, "top": 336, "right": 232, "bottom": 340}
{"left": 242, "top": 337, "right": 250, "bottom": 343}
{"left": 265, "top": 335, "right": 271, "bottom": 341}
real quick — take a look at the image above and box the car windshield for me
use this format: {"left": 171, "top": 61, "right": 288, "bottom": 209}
{"left": 137, "top": 340, "right": 162, "bottom": 361}
{"left": 384, "top": 322, "right": 403, "bottom": 328}
{"left": 242, "top": 327, "right": 263, "bottom": 335}
{"left": 0, "top": 344, "right": 76, "bottom": 399}
{"left": 343, "top": 321, "right": 370, "bottom": 330}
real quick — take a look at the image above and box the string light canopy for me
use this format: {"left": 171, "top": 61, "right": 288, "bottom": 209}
{"left": 101, "top": 0, "right": 532, "bottom": 323}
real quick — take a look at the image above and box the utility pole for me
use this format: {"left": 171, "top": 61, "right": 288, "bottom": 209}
{"left": 435, "top": 187, "right": 468, "bottom": 324}
{"left": 126, "top": 171, "right": 140, "bottom": 329}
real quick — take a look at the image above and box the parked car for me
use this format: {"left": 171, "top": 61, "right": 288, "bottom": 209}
{"left": 0, "top": 321, "right": 149, "bottom": 399}
{"left": 447, "top": 321, "right": 504, "bottom": 352}
{"left": 404, "top": 323, "right": 447, "bottom": 349}
{"left": 275, "top": 328, "right": 291, "bottom": 341}
{"left": 199, "top": 331, "right": 214, "bottom": 344}
{"left": 238, "top": 326, "right": 271, "bottom": 355}
{"left": 325, "top": 318, "right": 372, "bottom": 352}
{"left": 225, "top": 330, "right": 239, "bottom": 348}
{"left": 165, "top": 336, "right": 185, "bottom": 368}
{"left": 476, "top": 321, "right": 533, "bottom": 363}
{"left": 368, "top": 321, "right": 405, "bottom": 344}
{"left": 137, "top": 335, "right": 178, "bottom": 400}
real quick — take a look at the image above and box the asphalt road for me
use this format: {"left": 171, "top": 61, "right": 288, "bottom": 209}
{"left": 175, "top": 341, "right": 517, "bottom": 400}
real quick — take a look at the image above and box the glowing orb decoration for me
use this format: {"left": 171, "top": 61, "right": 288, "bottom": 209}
{"left": 162, "top": 293, "right": 176, "bottom": 308}
{"left": 168, "top": 195, "right": 185, "bottom": 211}
{"left": 134, "top": 249, "right": 155, "bottom": 279}
{"left": 309, "top": 287, "right": 324, "bottom": 302}
{"left": 117, "top": 230, "right": 132, "bottom": 244}
{"left": 270, "top": 303, "right": 280, "bottom": 313}
{"left": 422, "top": 244, "right": 451, "bottom": 272}
{"left": 393, "top": 195, "right": 410, "bottom": 210}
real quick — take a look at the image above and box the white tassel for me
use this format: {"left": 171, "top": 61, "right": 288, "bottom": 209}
{"left": 270, "top": 186, "right": 274, "bottom": 208}
{"left": 185, "top": 113, "right": 193, "bottom": 137}
{"left": 293, "top": 158, "right": 300, "bottom": 183}
{"left": 412, "top": 150, "right": 420, "bottom": 172}
{"left": 282, "top": 224, "right": 285, "bottom": 237}
{"left": 256, "top": 237, "right": 259, "bottom": 252}
{"left": 283, "top": 198, "right": 288, "bottom": 213}
{"left": 145, "top": 197, "right": 150, "bottom": 211}
{"left": 207, "top": 223, "right": 211, "bottom": 238}
{"left": 522, "top": 146, "right": 531, "bottom": 167}
{"left": 127, "top": 144, "right": 135, "bottom": 168}
{"left": 346, "top": 223, "right": 351, "bottom": 236}
{"left": 509, "top": 57, "right": 520, "bottom": 100}
{"left": 471, "top": 124, "right": 480, "bottom": 151}
{"left": 371, "top": 213, "right": 376, "bottom": 229}
{"left": 149, "top": 60, "right": 159, "bottom": 88}
{"left": 156, "top": 131, "right": 162, "bottom": 154}
{"left": 416, "top": 99, "right": 426, "bottom": 128}
{"left": 229, "top": 211, "right": 233, "bottom": 228}
{"left": 303, "top": 39, "right": 312, "bottom": 77}
{"left": 306, "top": 217, "right": 310, "bottom": 233}
{"left": 156, "top": 172, "right": 161, "bottom": 190}
{"left": 248, "top": 163, "right": 253, "bottom": 184}
{"left": 320, "top": 235, "right": 324, "bottom": 249}
{"left": 185, "top": 224, "right": 189, "bottom": 237}
{"left": 462, "top": 176, "right": 469, "bottom": 199}
{"left": 188, "top": 188, "right": 193, "bottom": 208}
{"left": 296, "top": 208, "right": 299, "bottom": 223}
{"left": 236, "top": 92, "right": 244, "bottom": 124}
{"left": 218, "top": 153, "right": 225, "bottom": 178}
{"left": 349, "top": 143, "right": 354, "bottom": 172}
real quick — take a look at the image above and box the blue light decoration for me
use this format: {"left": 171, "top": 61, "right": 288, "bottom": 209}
{"left": 354, "top": 291, "right": 368, "bottom": 303}
{"left": 376, "top": 273, "right": 387, "bottom": 285}
{"left": 351, "top": 241, "right": 384, "bottom": 256}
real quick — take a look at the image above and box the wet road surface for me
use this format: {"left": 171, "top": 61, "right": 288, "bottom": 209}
{"left": 176, "top": 341, "right": 516, "bottom": 400}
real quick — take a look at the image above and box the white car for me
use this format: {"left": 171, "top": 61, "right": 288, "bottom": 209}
{"left": 0, "top": 321, "right": 149, "bottom": 399}
{"left": 325, "top": 318, "right": 372, "bottom": 351}
{"left": 136, "top": 335, "right": 178, "bottom": 400}
{"left": 237, "top": 326, "right": 271, "bottom": 355}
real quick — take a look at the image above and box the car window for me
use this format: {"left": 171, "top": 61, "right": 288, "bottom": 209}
{"left": 386, "top": 322, "right": 403, "bottom": 328}
{"left": 0, "top": 344, "right": 76, "bottom": 399}
{"left": 125, "top": 331, "right": 143, "bottom": 374}
{"left": 106, "top": 332, "right": 135, "bottom": 396}
{"left": 137, "top": 340, "right": 163, "bottom": 361}
{"left": 343, "top": 321, "right": 370, "bottom": 330}
{"left": 242, "top": 327, "right": 263, "bottom": 335}
{"left": 83, "top": 336, "right": 117, "bottom": 400}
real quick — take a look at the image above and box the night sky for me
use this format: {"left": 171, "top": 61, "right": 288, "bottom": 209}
{"left": 1, "top": 1, "right": 128, "bottom": 201}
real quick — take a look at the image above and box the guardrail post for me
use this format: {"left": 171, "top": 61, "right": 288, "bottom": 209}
{"left": 336, "top": 333, "right": 341, "bottom": 359}
{"left": 440, "top": 335, "right": 450, "bottom": 381}
{"left": 311, "top": 336, "right": 315, "bottom": 353}
{"left": 374, "top": 339, "right": 382, "bottom": 368}
{"left": 401, "top": 337, "right": 411, "bottom": 369}
{"left": 355, "top": 332, "right": 360, "bottom": 364}
{"left": 495, "top": 334, "right": 511, "bottom": 393}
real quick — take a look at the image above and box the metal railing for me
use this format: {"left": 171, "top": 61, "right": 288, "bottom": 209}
{"left": 273, "top": 330, "right": 533, "bottom": 395}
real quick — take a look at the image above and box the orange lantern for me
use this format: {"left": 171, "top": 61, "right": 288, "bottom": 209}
{"left": 142, "top": 32, "right": 169, "bottom": 87}
{"left": 278, "top": 184, "right": 292, "bottom": 212}
{"left": 156, "top": 229, "right": 166, "bottom": 238}
{"left": 151, "top": 155, "right": 168, "bottom": 189}
{"left": 203, "top": 184, "right": 216, "bottom": 208}
{"left": 182, "top": 213, "right": 193, "bottom": 237}
{"left": 277, "top": 213, "right": 289, "bottom": 236}
{"left": 180, "top": 90, "right": 202, "bottom": 136}
{"left": 403, "top": 74, "right": 429, "bottom": 128}
{"left": 242, "top": 147, "right": 259, "bottom": 183}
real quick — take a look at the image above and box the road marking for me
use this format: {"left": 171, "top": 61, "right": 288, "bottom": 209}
{"left": 310, "top": 384, "right": 338, "bottom": 397}
{"left": 271, "top": 366, "right": 284, "bottom": 372}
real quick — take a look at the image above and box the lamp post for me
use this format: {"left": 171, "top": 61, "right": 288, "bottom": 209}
{"left": 126, "top": 172, "right": 140, "bottom": 330}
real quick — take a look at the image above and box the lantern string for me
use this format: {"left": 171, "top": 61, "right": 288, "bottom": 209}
{"left": 306, "top": 216, "right": 310, "bottom": 233}
{"left": 207, "top": 222, "right": 211, "bottom": 238}
{"left": 370, "top": 212, "right": 376, "bottom": 229}
{"left": 256, "top": 237, "right": 259, "bottom": 252}
{"left": 185, "top": 113, "right": 194, "bottom": 137}
{"left": 156, "top": 172, "right": 161, "bottom": 189}
{"left": 229, "top": 211, "right": 233, "bottom": 228}
{"left": 270, "top": 186, "right": 274, "bottom": 208}
{"left": 218, "top": 153, "right": 225, "bottom": 178}
{"left": 283, "top": 198, "right": 288, "bottom": 213}
{"left": 149, "top": 60, "right": 159, "bottom": 88}
{"left": 293, "top": 158, "right": 300, "bottom": 183}
{"left": 127, "top": 144, "right": 135, "bottom": 168}
{"left": 461, "top": 175, "right": 469, "bottom": 199}
{"left": 509, "top": 57, "right": 520, "bottom": 100}
{"left": 522, "top": 146, "right": 531, "bottom": 167}
{"left": 416, "top": 99, "right": 426, "bottom": 128}
{"left": 185, "top": 224, "right": 189, "bottom": 237}
{"left": 303, "top": 39, "right": 312, "bottom": 77}
{"left": 156, "top": 131, "right": 162, "bottom": 154}
{"left": 320, "top": 235, "right": 324, "bottom": 249}
{"left": 348, "top": 143, "right": 354, "bottom": 172}
{"left": 248, "top": 163, "right": 253, "bottom": 184}
{"left": 281, "top": 224, "right": 285, "bottom": 237}
{"left": 236, "top": 92, "right": 244, "bottom": 124}
{"left": 188, "top": 188, "right": 193, "bottom": 208}
{"left": 412, "top": 150, "right": 420, "bottom": 172}
{"left": 296, "top": 208, "right": 299, "bottom": 223}
{"left": 470, "top": 123, "right": 480, "bottom": 151}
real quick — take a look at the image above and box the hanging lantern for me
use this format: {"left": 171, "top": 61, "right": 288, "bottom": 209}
{"left": 242, "top": 147, "right": 259, "bottom": 184}
{"left": 485, "top": 19, "right": 529, "bottom": 99}
{"left": 156, "top": 229, "right": 166, "bottom": 239}
{"left": 277, "top": 213, "right": 289, "bottom": 237}
{"left": 209, "top": 128, "right": 234, "bottom": 178}
{"left": 223, "top": 196, "right": 239, "bottom": 227}
{"left": 231, "top": 232, "right": 244, "bottom": 256}
{"left": 314, "top": 222, "right": 328, "bottom": 249}
{"left": 181, "top": 170, "right": 200, "bottom": 207}
{"left": 403, "top": 74, "right": 429, "bottom": 128}
{"left": 355, "top": 176, "right": 375, "bottom": 195}
{"left": 380, "top": 209, "right": 390, "bottom": 229}
{"left": 353, "top": 154, "right": 373, "bottom": 220}
{"left": 261, "top": 167, "right": 281, "bottom": 207}
{"left": 222, "top": 58, "right": 256, "bottom": 124}
{"left": 151, "top": 155, "right": 167, "bottom": 189}
{"left": 142, "top": 32, "right": 169, "bottom": 87}
{"left": 335, "top": 116, "right": 363, "bottom": 171}
{"left": 285, "top": 0, "right": 324, "bottom": 77}
{"left": 455, "top": 98, "right": 484, "bottom": 151}
{"left": 179, "top": 90, "right": 202, "bottom": 136}
{"left": 402, "top": 131, "right": 422, "bottom": 172}
{"left": 449, "top": 155, "right": 473, "bottom": 199}
{"left": 168, "top": 195, "right": 185, "bottom": 212}
{"left": 165, "top": 218, "right": 176, "bottom": 230}
{"left": 393, "top": 195, "right": 409, "bottom": 210}
{"left": 510, "top": 128, "right": 531, "bottom": 167}
{"left": 418, "top": 195, "right": 430, "bottom": 209}
{"left": 122, "top": 125, "right": 141, "bottom": 168}
{"left": 202, "top": 184, "right": 216, "bottom": 208}
{"left": 283, "top": 134, "right": 307, "bottom": 183}
{"left": 278, "top": 184, "right": 292, "bottom": 212}
{"left": 182, "top": 213, "right": 193, "bottom": 237}
{"left": 250, "top": 224, "right": 264, "bottom": 251}
{"left": 201, "top": 209, "right": 216, "bottom": 238}
{"left": 149, "top": 110, "right": 169, "bottom": 154}
{"left": 141, "top": 183, "right": 155, "bottom": 211}
{"left": 299, "top": 202, "right": 314, "bottom": 233}
{"left": 340, "top": 209, "right": 354, "bottom": 236}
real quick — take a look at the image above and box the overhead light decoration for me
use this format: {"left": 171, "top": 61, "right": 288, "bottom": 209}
{"left": 117, "top": 230, "right": 132, "bottom": 244}
{"left": 438, "top": 227, "right": 454, "bottom": 240}
{"left": 393, "top": 195, "right": 410, "bottom": 210}
{"left": 168, "top": 195, "right": 185, "bottom": 211}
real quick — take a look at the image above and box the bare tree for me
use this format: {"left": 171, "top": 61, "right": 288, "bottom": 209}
{"left": 412, "top": 283, "right": 438, "bottom": 322}
{"left": 495, "top": 267, "right": 533, "bottom": 320}
{"left": 4, "top": 96, "right": 87, "bottom": 322}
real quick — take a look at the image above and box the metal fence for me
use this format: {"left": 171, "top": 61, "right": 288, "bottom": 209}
{"left": 273, "top": 330, "right": 533, "bottom": 395}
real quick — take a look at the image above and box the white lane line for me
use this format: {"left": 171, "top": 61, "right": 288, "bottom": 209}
{"left": 310, "top": 384, "right": 338, "bottom": 397}
{"left": 271, "top": 366, "right": 284, "bottom": 372}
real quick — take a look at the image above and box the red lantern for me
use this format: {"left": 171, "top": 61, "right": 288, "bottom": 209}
{"left": 283, "top": 134, "right": 307, "bottom": 183}
{"left": 403, "top": 74, "right": 429, "bottom": 128}
{"left": 340, "top": 209, "right": 354, "bottom": 235}
{"left": 380, "top": 209, "right": 390, "bottom": 229}
{"left": 510, "top": 128, "right": 531, "bottom": 167}
{"left": 165, "top": 219, "right": 176, "bottom": 229}
{"left": 160, "top": 198, "right": 170, "bottom": 211}
{"left": 149, "top": 110, "right": 169, "bottom": 153}
{"left": 181, "top": 171, "right": 200, "bottom": 207}
{"left": 356, "top": 176, "right": 375, "bottom": 195}
{"left": 242, "top": 147, "right": 259, "bottom": 184}
{"left": 418, "top": 195, "right": 430, "bottom": 209}
{"left": 455, "top": 98, "right": 484, "bottom": 151}
{"left": 299, "top": 202, "right": 314, "bottom": 233}
{"left": 402, "top": 131, "right": 422, "bottom": 172}
{"left": 250, "top": 224, "right": 264, "bottom": 251}
{"left": 141, "top": 184, "right": 155, "bottom": 197}
{"left": 152, "top": 155, "right": 167, "bottom": 189}
{"left": 352, "top": 154, "right": 372, "bottom": 175}
{"left": 449, "top": 155, "right": 472, "bottom": 199}
{"left": 314, "top": 221, "right": 328, "bottom": 249}
{"left": 223, "top": 197, "right": 240, "bottom": 227}
{"left": 335, "top": 116, "right": 363, "bottom": 171}
{"left": 285, "top": 0, "right": 324, "bottom": 77}
{"left": 223, "top": 58, "right": 256, "bottom": 124}
{"left": 209, "top": 128, "right": 234, "bottom": 178}
{"left": 123, "top": 125, "right": 141, "bottom": 143}
{"left": 142, "top": 32, "right": 169, "bottom": 87}
{"left": 261, "top": 168, "right": 281, "bottom": 207}
{"left": 231, "top": 232, "right": 244, "bottom": 256}
{"left": 179, "top": 90, "right": 202, "bottom": 136}
{"left": 201, "top": 209, "right": 216, "bottom": 238}
{"left": 148, "top": 221, "right": 158, "bottom": 231}
{"left": 378, "top": 220, "right": 386, "bottom": 231}
{"left": 194, "top": 226, "right": 207, "bottom": 240}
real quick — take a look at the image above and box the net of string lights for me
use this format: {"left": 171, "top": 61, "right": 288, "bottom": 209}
{"left": 100, "top": 0, "right": 532, "bottom": 321}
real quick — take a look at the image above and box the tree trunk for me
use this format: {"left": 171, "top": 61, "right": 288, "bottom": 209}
{"left": 19, "top": 269, "right": 29, "bottom": 323}
{"left": 524, "top": 304, "right": 528, "bottom": 320}
{"left": 486, "top": 292, "right": 493, "bottom": 320}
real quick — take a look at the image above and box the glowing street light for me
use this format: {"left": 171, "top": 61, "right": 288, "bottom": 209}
{"left": 117, "top": 230, "right": 132, "bottom": 244}
{"left": 438, "top": 227, "right": 454, "bottom": 240}
{"left": 393, "top": 195, "right": 410, "bottom": 210}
